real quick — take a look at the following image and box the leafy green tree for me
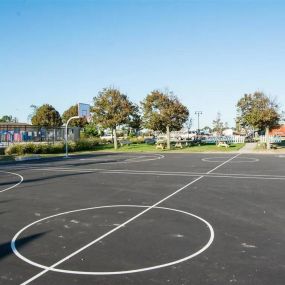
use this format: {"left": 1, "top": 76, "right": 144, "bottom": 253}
{"left": 31, "top": 104, "right": 62, "bottom": 127}
{"left": 236, "top": 91, "right": 281, "bottom": 149}
{"left": 83, "top": 123, "right": 101, "bottom": 137}
{"left": 141, "top": 90, "right": 189, "bottom": 149}
{"left": 92, "top": 87, "right": 136, "bottom": 149}
{"left": 128, "top": 104, "right": 142, "bottom": 134}
{"left": 62, "top": 104, "right": 88, "bottom": 127}
{"left": 0, "top": 115, "right": 18, "bottom": 123}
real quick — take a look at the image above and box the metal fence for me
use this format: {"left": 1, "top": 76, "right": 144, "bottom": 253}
{"left": 0, "top": 125, "right": 80, "bottom": 147}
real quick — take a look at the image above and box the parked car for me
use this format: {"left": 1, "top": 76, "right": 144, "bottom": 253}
{"left": 100, "top": 134, "right": 113, "bottom": 143}
{"left": 144, "top": 138, "right": 156, "bottom": 145}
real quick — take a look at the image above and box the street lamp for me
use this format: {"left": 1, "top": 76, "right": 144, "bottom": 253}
{"left": 194, "top": 111, "right": 202, "bottom": 134}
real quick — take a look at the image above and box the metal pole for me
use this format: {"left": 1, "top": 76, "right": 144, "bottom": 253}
{"left": 65, "top": 116, "right": 79, "bottom": 158}
{"left": 195, "top": 111, "right": 202, "bottom": 134}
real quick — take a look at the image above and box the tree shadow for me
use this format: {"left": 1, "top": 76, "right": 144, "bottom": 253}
{"left": 0, "top": 180, "right": 19, "bottom": 187}
{"left": 21, "top": 170, "right": 96, "bottom": 186}
{"left": 0, "top": 231, "right": 48, "bottom": 261}
{"left": 0, "top": 199, "right": 15, "bottom": 204}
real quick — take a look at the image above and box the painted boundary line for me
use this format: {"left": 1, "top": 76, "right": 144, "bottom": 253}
{"left": 79, "top": 154, "right": 164, "bottom": 164}
{"left": 25, "top": 165, "right": 285, "bottom": 181}
{"left": 12, "top": 205, "right": 214, "bottom": 275}
{"left": 18, "top": 153, "right": 240, "bottom": 284}
{"left": 99, "top": 171, "right": 285, "bottom": 181}
{"left": 0, "top": 171, "right": 23, "bottom": 193}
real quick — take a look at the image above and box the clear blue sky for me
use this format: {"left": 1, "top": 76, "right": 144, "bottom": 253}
{"left": 1, "top": 0, "right": 284, "bottom": 128}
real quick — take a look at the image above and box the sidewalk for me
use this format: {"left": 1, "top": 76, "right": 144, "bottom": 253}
{"left": 238, "top": 142, "right": 257, "bottom": 153}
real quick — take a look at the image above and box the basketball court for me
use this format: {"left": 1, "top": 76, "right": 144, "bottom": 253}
{"left": 0, "top": 152, "right": 284, "bottom": 284}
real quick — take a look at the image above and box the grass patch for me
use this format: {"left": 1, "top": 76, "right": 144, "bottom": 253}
{"left": 0, "top": 141, "right": 245, "bottom": 160}
{"left": 100, "top": 143, "right": 245, "bottom": 152}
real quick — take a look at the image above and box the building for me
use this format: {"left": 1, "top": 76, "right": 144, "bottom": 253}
{"left": 269, "top": 125, "right": 285, "bottom": 137}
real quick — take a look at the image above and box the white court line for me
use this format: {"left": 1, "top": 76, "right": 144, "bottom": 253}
{"left": 202, "top": 157, "right": 259, "bottom": 163}
{"left": 22, "top": 165, "right": 285, "bottom": 181}
{"left": 12, "top": 205, "right": 214, "bottom": 275}
{"left": 99, "top": 171, "right": 285, "bottom": 181}
{"left": 18, "top": 153, "right": 240, "bottom": 284}
{"left": 0, "top": 171, "right": 23, "bottom": 193}
{"left": 79, "top": 154, "right": 164, "bottom": 164}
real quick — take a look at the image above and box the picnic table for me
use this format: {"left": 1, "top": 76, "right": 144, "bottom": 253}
{"left": 156, "top": 140, "right": 167, "bottom": 149}
{"left": 217, "top": 141, "right": 230, "bottom": 148}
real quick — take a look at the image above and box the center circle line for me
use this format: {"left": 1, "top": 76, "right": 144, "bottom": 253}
{"left": 11, "top": 204, "right": 214, "bottom": 275}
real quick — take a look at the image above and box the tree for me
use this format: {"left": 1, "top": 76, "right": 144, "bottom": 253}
{"left": 128, "top": 104, "right": 142, "bottom": 134}
{"left": 141, "top": 90, "right": 189, "bottom": 149}
{"left": 62, "top": 104, "right": 88, "bottom": 127}
{"left": 236, "top": 91, "right": 281, "bottom": 149}
{"left": 83, "top": 123, "right": 102, "bottom": 137}
{"left": 0, "top": 115, "right": 18, "bottom": 123}
{"left": 31, "top": 104, "right": 62, "bottom": 127}
{"left": 27, "top": 105, "right": 38, "bottom": 123}
{"left": 92, "top": 87, "right": 136, "bottom": 149}
{"left": 212, "top": 112, "right": 224, "bottom": 135}
{"left": 202, "top": 126, "right": 212, "bottom": 133}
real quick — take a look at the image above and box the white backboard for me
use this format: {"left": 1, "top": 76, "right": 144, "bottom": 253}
{"left": 78, "top": 103, "right": 90, "bottom": 119}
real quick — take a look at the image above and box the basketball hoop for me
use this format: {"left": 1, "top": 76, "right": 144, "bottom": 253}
{"left": 78, "top": 103, "right": 90, "bottom": 119}
{"left": 65, "top": 103, "right": 91, "bottom": 158}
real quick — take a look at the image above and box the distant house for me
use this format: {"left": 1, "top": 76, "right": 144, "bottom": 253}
{"left": 222, "top": 128, "right": 234, "bottom": 136}
{"left": 269, "top": 125, "right": 285, "bottom": 136}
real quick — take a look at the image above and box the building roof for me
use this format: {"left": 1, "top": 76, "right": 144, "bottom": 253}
{"left": 0, "top": 122, "right": 32, "bottom": 126}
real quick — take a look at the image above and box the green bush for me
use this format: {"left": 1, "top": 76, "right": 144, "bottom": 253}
{"left": 4, "top": 138, "right": 103, "bottom": 155}
{"left": 129, "top": 137, "right": 144, "bottom": 144}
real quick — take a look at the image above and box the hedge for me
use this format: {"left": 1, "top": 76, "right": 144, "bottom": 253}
{"left": 5, "top": 138, "right": 102, "bottom": 155}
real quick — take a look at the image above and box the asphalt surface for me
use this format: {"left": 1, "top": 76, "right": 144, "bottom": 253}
{"left": 0, "top": 152, "right": 284, "bottom": 285}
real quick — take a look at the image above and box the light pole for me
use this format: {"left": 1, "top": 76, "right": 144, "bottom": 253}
{"left": 195, "top": 111, "right": 202, "bottom": 134}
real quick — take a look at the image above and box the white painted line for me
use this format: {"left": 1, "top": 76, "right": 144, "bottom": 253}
{"left": 79, "top": 154, "right": 164, "bottom": 164}
{"left": 0, "top": 171, "right": 23, "bottom": 193}
{"left": 17, "top": 153, "right": 239, "bottom": 283}
{"left": 206, "top": 153, "right": 241, "bottom": 174}
{"left": 25, "top": 165, "right": 285, "bottom": 181}
{"left": 12, "top": 205, "right": 214, "bottom": 275}
{"left": 202, "top": 157, "right": 259, "bottom": 163}
{"left": 17, "top": 176, "right": 204, "bottom": 284}
{"left": 98, "top": 171, "right": 285, "bottom": 181}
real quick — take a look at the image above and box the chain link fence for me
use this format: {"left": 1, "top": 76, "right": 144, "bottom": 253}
{"left": 0, "top": 124, "right": 80, "bottom": 147}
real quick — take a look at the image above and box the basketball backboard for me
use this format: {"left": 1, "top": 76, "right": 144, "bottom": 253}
{"left": 78, "top": 103, "right": 91, "bottom": 121}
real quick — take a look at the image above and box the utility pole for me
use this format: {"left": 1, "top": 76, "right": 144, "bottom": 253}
{"left": 195, "top": 111, "right": 202, "bottom": 134}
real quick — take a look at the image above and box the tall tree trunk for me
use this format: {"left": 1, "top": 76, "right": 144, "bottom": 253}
{"left": 166, "top": 125, "right": 170, "bottom": 150}
{"left": 265, "top": 126, "right": 270, "bottom": 150}
{"left": 113, "top": 127, "right": 118, "bottom": 150}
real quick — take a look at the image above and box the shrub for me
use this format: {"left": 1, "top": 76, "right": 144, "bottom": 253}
{"left": 4, "top": 138, "right": 104, "bottom": 155}
{"left": 129, "top": 137, "right": 144, "bottom": 144}
{"left": 74, "top": 138, "right": 101, "bottom": 151}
